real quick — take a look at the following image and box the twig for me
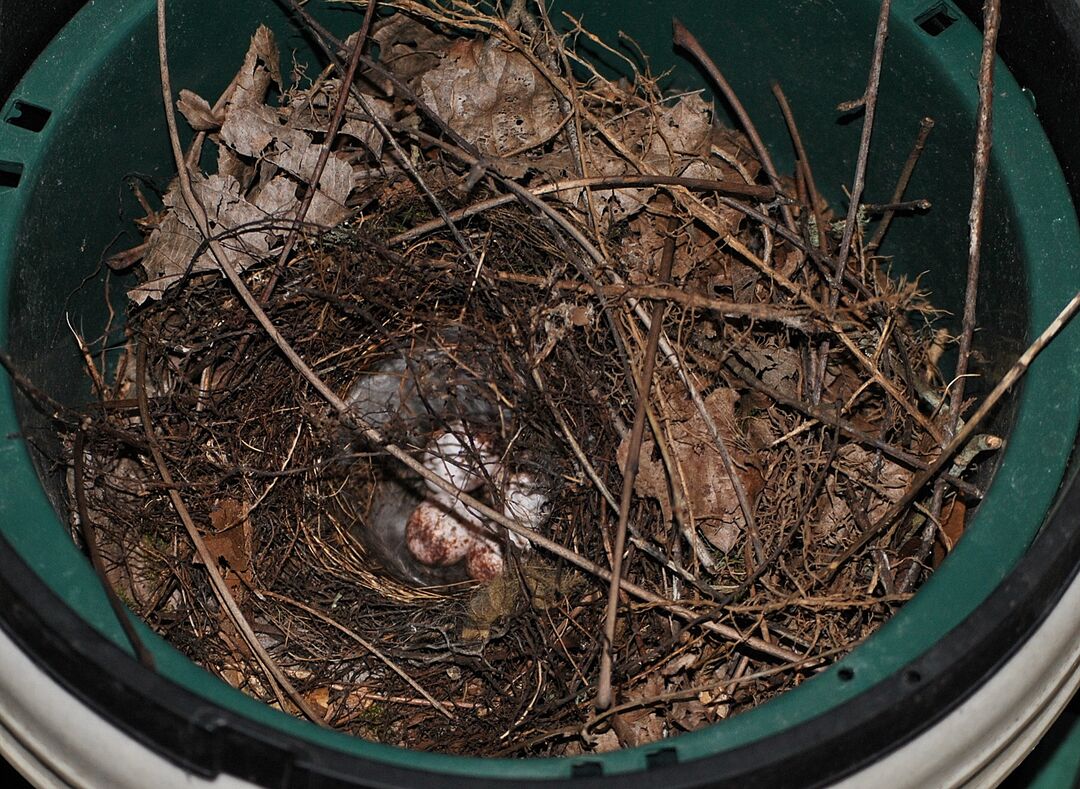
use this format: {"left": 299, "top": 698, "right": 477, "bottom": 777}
{"left": 672, "top": 18, "right": 796, "bottom": 233}
{"left": 530, "top": 368, "right": 618, "bottom": 511}
{"left": 386, "top": 173, "right": 776, "bottom": 246}
{"left": 73, "top": 427, "right": 156, "bottom": 669}
{"left": 0, "top": 349, "right": 72, "bottom": 424}
{"left": 415, "top": 264, "right": 812, "bottom": 329}
{"left": 771, "top": 82, "right": 830, "bottom": 253}
{"left": 900, "top": 1, "right": 1001, "bottom": 591}
{"left": 867, "top": 117, "right": 935, "bottom": 252}
{"left": 949, "top": 0, "right": 1002, "bottom": 437}
{"left": 261, "top": 590, "right": 453, "bottom": 719}
{"left": 597, "top": 215, "right": 677, "bottom": 710}
{"left": 815, "top": 0, "right": 893, "bottom": 403}
{"left": 862, "top": 198, "right": 931, "bottom": 216}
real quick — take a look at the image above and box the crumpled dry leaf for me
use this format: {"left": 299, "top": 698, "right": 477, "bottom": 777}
{"left": 202, "top": 498, "right": 254, "bottom": 599}
{"left": 617, "top": 385, "right": 763, "bottom": 554}
{"left": 219, "top": 103, "right": 352, "bottom": 225}
{"left": 817, "top": 445, "right": 912, "bottom": 537}
{"left": 131, "top": 174, "right": 284, "bottom": 303}
{"left": 177, "top": 89, "right": 223, "bottom": 131}
{"left": 618, "top": 673, "right": 667, "bottom": 744}
{"left": 372, "top": 14, "right": 455, "bottom": 88}
{"left": 741, "top": 346, "right": 802, "bottom": 399}
{"left": 419, "top": 38, "right": 562, "bottom": 156}
{"left": 551, "top": 95, "right": 739, "bottom": 226}
{"left": 285, "top": 86, "right": 393, "bottom": 163}
{"left": 230, "top": 24, "right": 281, "bottom": 109}
{"left": 643, "top": 94, "right": 714, "bottom": 162}
{"left": 619, "top": 199, "right": 735, "bottom": 287}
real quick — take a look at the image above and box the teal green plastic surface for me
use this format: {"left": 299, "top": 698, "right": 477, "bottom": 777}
{"left": 1, "top": 0, "right": 1078, "bottom": 779}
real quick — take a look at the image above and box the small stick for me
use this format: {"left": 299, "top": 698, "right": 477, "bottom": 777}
{"left": 862, "top": 198, "right": 931, "bottom": 215}
{"left": 899, "top": 1, "right": 1001, "bottom": 591}
{"left": 597, "top": 215, "right": 677, "bottom": 711}
{"left": 386, "top": 172, "right": 776, "bottom": 245}
{"left": 827, "top": 284, "right": 1080, "bottom": 575}
{"left": 413, "top": 264, "right": 812, "bottom": 328}
{"left": 771, "top": 82, "right": 830, "bottom": 253}
{"left": 815, "top": 0, "right": 893, "bottom": 403}
{"left": 676, "top": 422, "right": 840, "bottom": 641}
{"left": 672, "top": 18, "right": 797, "bottom": 233}
{"left": 73, "top": 428, "right": 156, "bottom": 669}
{"left": 949, "top": 0, "right": 1002, "bottom": 437}
{"left": 829, "top": 0, "right": 889, "bottom": 276}
{"left": 867, "top": 117, "right": 935, "bottom": 252}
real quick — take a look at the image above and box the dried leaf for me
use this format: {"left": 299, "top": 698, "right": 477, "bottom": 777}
{"left": 618, "top": 386, "right": 763, "bottom": 552}
{"left": 219, "top": 104, "right": 352, "bottom": 225}
{"left": 818, "top": 445, "right": 912, "bottom": 536}
{"left": 177, "top": 89, "right": 223, "bottom": 131}
{"left": 131, "top": 174, "right": 279, "bottom": 302}
{"left": 933, "top": 499, "right": 966, "bottom": 567}
{"left": 203, "top": 499, "right": 254, "bottom": 598}
{"left": 741, "top": 346, "right": 802, "bottom": 398}
{"left": 644, "top": 95, "right": 714, "bottom": 163}
{"left": 661, "top": 651, "right": 698, "bottom": 677}
{"left": 372, "top": 15, "right": 454, "bottom": 88}
{"left": 419, "top": 39, "right": 562, "bottom": 156}
{"left": 619, "top": 673, "right": 667, "bottom": 743}
{"left": 229, "top": 25, "right": 281, "bottom": 109}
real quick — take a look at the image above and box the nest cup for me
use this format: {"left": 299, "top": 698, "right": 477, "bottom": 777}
{"left": 1, "top": 0, "right": 1079, "bottom": 785}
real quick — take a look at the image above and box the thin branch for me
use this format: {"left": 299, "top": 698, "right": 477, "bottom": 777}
{"left": 597, "top": 214, "right": 677, "bottom": 710}
{"left": 867, "top": 117, "right": 935, "bottom": 252}
{"left": 260, "top": 0, "right": 379, "bottom": 302}
{"left": 386, "top": 173, "right": 776, "bottom": 246}
{"left": 899, "top": 1, "right": 1001, "bottom": 591}
{"left": 831, "top": 0, "right": 893, "bottom": 283}
{"left": 672, "top": 18, "right": 796, "bottom": 233}
{"left": 771, "top": 82, "right": 830, "bottom": 253}
{"left": 948, "top": 0, "right": 1002, "bottom": 436}
{"left": 814, "top": 0, "right": 893, "bottom": 403}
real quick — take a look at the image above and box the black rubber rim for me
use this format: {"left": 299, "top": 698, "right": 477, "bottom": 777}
{"left": 1, "top": 2, "right": 1079, "bottom": 786}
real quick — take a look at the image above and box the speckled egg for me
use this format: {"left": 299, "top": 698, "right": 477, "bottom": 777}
{"left": 405, "top": 500, "right": 475, "bottom": 566}
{"left": 466, "top": 536, "right": 504, "bottom": 582}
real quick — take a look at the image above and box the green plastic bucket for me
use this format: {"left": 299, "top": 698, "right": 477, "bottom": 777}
{"left": 1, "top": 0, "right": 1079, "bottom": 785}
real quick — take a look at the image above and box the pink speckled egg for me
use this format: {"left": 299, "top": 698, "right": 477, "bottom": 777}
{"left": 405, "top": 500, "right": 474, "bottom": 566}
{"left": 466, "top": 537, "right": 504, "bottom": 582}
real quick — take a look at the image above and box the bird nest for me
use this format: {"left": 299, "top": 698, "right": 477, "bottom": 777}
{"left": 59, "top": 0, "right": 996, "bottom": 757}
